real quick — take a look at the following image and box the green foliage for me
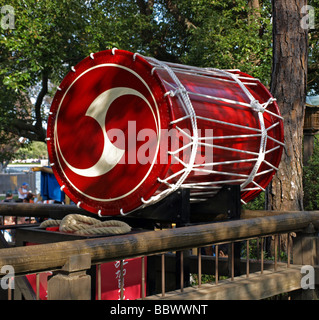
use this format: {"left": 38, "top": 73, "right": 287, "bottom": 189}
{"left": 241, "top": 238, "right": 264, "bottom": 260}
{"left": 303, "top": 137, "right": 319, "bottom": 210}
{"left": 1, "top": 0, "right": 97, "bottom": 90}
{"left": 242, "top": 192, "right": 265, "bottom": 211}
{"left": 181, "top": 0, "right": 273, "bottom": 85}
{"left": 14, "top": 141, "right": 48, "bottom": 160}
{"left": 190, "top": 273, "right": 216, "bottom": 286}
{"left": 308, "top": 0, "right": 319, "bottom": 94}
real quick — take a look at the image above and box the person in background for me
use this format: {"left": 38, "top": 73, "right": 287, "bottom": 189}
{"left": 17, "top": 182, "right": 29, "bottom": 202}
{"left": 22, "top": 193, "right": 36, "bottom": 224}
{"left": 34, "top": 193, "right": 43, "bottom": 204}
{"left": 3, "top": 216, "right": 15, "bottom": 243}
{"left": 1, "top": 191, "right": 16, "bottom": 242}
{"left": 2, "top": 191, "right": 14, "bottom": 203}
{"left": 23, "top": 192, "right": 34, "bottom": 203}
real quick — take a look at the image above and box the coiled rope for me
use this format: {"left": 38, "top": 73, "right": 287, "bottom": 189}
{"left": 39, "top": 214, "right": 131, "bottom": 236}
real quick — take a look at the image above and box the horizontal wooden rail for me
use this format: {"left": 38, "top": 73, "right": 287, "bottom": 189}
{"left": 0, "top": 211, "right": 318, "bottom": 276}
{"left": 0, "top": 203, "right": 307, "bottom": 219}
{"left": 0, "top": 203, "right": 87, "bottom": 219}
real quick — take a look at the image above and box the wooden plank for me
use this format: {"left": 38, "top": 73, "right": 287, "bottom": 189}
{"left": 47, "top": 272, "right": 91, "bottom": 300}
{"left": 0, "top": 211, "right": 318, "bottom": 276}
{"left": 0, "top": 203, "right": 87, "bottom": 219}
{"left": 0, "top": 202, "right": 317, "bottom": 222}
{"left": 15, "top": 227, "right": 87, "bottom": 247}
{"left": 145, "top": 266, "right": 303, "bottom": 300}
{"left": 14, "top": 276, "right": 37, "bottom": 300}
{"left": 241, "top": 210, "right": 305, "bottom": 219}
{"left": 293, "top": 226, "right": 318, "bottom": 266}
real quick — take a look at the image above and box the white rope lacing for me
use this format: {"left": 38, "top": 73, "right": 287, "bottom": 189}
{"left": 205, "top": 69, "right": 276, "bottom": 199}
{"left": 127, "top": 55, "right": 284, "bottom": 210}
{"left": 139, "top": 56, "right": 199, "bottom": 206}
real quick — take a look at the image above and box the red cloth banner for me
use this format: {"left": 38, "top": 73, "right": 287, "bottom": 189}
{"left": 96, "top": 258, "right": 147, "bottom": 300}
{"left": 26, "top": 258, "right": 146, "bottom": 300}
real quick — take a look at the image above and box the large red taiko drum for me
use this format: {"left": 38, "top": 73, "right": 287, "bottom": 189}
{"left": 47, "top": 49, "right": 284, "bottom": 216}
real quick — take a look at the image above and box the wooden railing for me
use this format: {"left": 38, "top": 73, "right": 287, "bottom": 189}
{"left": 0, "top": 204, "right": 319, "bottom": 300}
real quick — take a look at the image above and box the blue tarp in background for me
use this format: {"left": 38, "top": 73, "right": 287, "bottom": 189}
{"left": 40, "top": 170, "right": 65, "bottom": 203}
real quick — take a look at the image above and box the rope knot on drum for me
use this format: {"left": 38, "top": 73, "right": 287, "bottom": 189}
{"left": 39, "top": 214, "right": 131, "bottom": 236}
{"left": 250, "top": 99, "right": 265, "bottom": 113}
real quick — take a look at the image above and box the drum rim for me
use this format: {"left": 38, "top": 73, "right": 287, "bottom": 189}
{"left": 47, "top": 49, "right": 175, "bottom": 216}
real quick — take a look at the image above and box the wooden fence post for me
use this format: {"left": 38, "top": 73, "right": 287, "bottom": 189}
{"left": 293, "top": 223, "right": 318, "bottom": 265}
{"left": 292, "top": 223, "right": 319, "bottom": 299}
{"left": 47, "top": 253, "right": 91, "bottom": 300}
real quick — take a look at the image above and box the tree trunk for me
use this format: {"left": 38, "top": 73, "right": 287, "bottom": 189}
{"left": 266, "top": 0, "right": 308, "bottom": 211}
{"left": 248, "top": 0, "right": 261, "bottom": 21}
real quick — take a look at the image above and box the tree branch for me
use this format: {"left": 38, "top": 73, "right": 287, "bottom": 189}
{"left": 136, "top": 0, "right": 154, "bottom": 16}
{"left": 8, "top": 119, "right": 40, "bottom": 141}
{"left": 163, "top": 0, "right": 197, "bottom": 30}
{"left": 7, "top": 72, "right": 48, "bottom": 143}
{"left": 33, "top": 70, "right": 49, "bottom": 141}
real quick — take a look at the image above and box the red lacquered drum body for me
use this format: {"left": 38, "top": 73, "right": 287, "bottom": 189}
{"left": 47, "top": 49, "right": 284, "bottom": 216}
